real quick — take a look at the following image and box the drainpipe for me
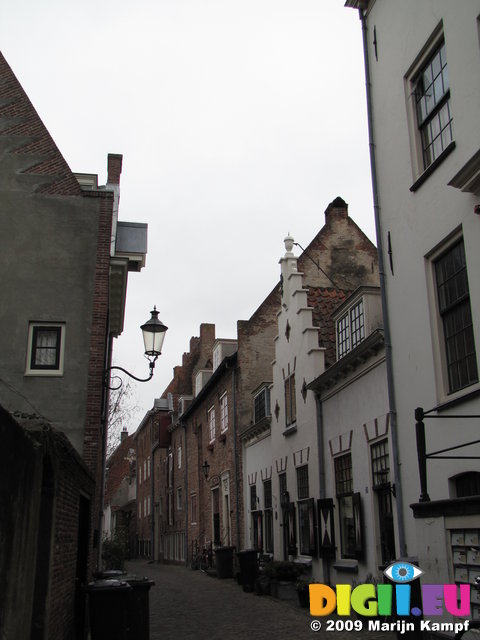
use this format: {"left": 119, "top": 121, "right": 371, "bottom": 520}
{"left": 315, "top": 394, "right": 330, "bottom": 585}
{"left": 230, "top": 364, "right": 240, "bottom": 549}
{"left": 98, "top": 332, "right": 114, "bottom": 570}
{"left": 183, "top": 420, "right": 188, "bottom": 564}
{"left": 359, "top": 7, "right": 406, "bottom": 557}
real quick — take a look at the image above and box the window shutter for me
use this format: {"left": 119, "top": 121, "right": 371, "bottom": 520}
{"left": 317, "top": 498, "right": 336, "bottom": 558}
{"left": 352, "top": 492, "right": 364, "bottom": 560}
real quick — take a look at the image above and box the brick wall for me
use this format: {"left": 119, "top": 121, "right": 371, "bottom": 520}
{"left": 82, "top": 189, "right": 114, "bottom": 574}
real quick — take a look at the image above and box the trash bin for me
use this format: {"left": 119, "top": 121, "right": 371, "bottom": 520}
{"left": 236, "top": 549, "right": 258, "bottom": 592}
{"left": 215, "top": 546, "right": 235, "bottom": 578}
{"left": 123, "top": 575, "right": 155, "bottom": 640}
{"left": 88, "top": 579, "right": 132, "bottom": 640}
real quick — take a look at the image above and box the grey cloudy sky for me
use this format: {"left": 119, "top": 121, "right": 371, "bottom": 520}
{"left": 2, "top": 0, "right": 374, "bottom": 433}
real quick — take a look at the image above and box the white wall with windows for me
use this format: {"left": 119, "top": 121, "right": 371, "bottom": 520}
{"left": 349, "top": 0, "right": 480, "bottom": 579}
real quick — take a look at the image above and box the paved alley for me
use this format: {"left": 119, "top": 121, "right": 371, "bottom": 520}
{"left": 126, "top": 560, "right": 398, "bottom": 640}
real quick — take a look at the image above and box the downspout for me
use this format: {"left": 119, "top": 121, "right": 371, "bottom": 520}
{"left": 359, "top": 7, "right": 406, "bottom": 557}
{"left": 231, "top": 365, "right": 240, "bottom": 549}
{"left": 152, "top": 436, "right": 157, "bottom": 561}
{"left": 183, "top": 420, "right": 188, "bottom": 564}
{"left": 98, "top": 332, "right": 114, "bottom": 570}
{"left": 315, "top": 394, "right": 330, "bottom": 585}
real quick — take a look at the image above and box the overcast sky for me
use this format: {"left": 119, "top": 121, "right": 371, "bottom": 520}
{"left": 2, "top": 0, "right": 374, "bottom": 433}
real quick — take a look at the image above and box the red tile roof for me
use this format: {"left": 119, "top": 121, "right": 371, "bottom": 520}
{"left": 307, "top": 287, "right": 349, "bottom": 367}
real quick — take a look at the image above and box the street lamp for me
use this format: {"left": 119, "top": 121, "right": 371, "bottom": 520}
{"left": 202, "top": 460, "right": 210, "bottom": 479}
{"left": 104, "top": 306, "right": 168, "bottom": 390}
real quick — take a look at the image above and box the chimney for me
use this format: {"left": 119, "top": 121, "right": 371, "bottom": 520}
{"left": 107, "top": 153, "right": 123, "bottom": 185}
{"left": 324, "top": 196, "right": 348, "bottom": 222}
{"left": 121, "top": 427, "right": 128, "bottom": 442}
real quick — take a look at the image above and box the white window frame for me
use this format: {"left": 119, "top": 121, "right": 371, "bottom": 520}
{"left": 336, "top": 298, "right": 365, "bottom": 359}
{"left": 404, "top": 24, "right": 454, "bottom": 185}
{"left": 208, "top": 405, "right": 216, "bottom": 443}
{"left": 426, "top": 231, "right": 479, "bottom": 404}
{"left": 177, "top": 445, "right": 182, "bottom": 469}
{"left": 220, "top": 393, "right": 228, "bottom": 433}
{"left": 25, "top": 322, "right": 66, "bottom": 376}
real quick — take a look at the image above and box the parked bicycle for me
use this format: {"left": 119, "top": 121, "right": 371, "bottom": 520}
{"left": 190, "top": 539, "right": 213, "bottom": 572}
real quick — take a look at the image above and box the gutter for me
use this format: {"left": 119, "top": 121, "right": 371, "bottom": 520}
{"left": 358, "top": 7, "right": 406, "bottom": 557}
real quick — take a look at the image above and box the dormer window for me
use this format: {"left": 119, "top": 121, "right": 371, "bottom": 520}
{"left": 195, "top": 369, "right": 212, "bottom": 396}
{"left": 337, "top": 298, "right": 365, "bottom": 359}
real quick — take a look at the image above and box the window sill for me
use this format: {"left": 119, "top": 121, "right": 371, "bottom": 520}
{"left": 282, "top": 424, "right": 297, "bottom": 437}
{"left": 24, "top": 370, "right": 63, "bottom": 377}
{"left": 333, "top": 559, "right": 359, "bottom": 573}
{"left": 410, "top": 141, "right": 456, "bottom": 192}
{"left": 434, "top": 382, "right": 480, "bottom": 412}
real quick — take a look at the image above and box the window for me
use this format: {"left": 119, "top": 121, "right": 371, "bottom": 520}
{"left": 208, "top": 406, "right": 216, "bottom": 443}
{"left": 250, "top": 484, "right": 257, "bottom": 511}
{"left": 147, "top": 457, "right": 151, "bottom": 478}
{"left": 220, "top": 393, "right": 228, "bottom": 432}
{"left": 296, "top": 465, "right": 309, "bottom": 500}
{"left": 435, "top": 240, "right": 478, "bottom": 393}
{"left": 279, "top": 472, "right": 288, "bottom": 505}
{"left": 284, "top": 374, "right": 296, "bottom": 426}
{"left": 263, "top": 479, "right": 273, "bottom": 553}
{"left": 334, "top": 454, "right": 363, "bottom": 559}
{"left": 26, "top": 323, "right": 65, "bottom": 375}
{"left": 177, "top": 446, "right": 182, "bottom": 469}
{"left": 453, "top": 472, "right": 480, "bottom": 498}
{"left": 371, "top": 440, "right": 396, "bottom": 565}
{"left": 298, "top": 499, "right": 316, "bottom": 557}
{"left": 414, "top": 40, "right": 453, "bottom": 171}
{"left": 213, "top": 344, "right": 222, "bottom": 371}
{"left": 176, "top": 487, "right": 182, "bottom": 510}
{"left": 337, "top": 299, "right": 365, "bottom": 359}
{"left": 254, "top": 387, "right": 271, "bottom": 423}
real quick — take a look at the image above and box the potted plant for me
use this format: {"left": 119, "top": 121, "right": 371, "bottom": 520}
{"left": 265, "top": 561, "right": 303, "bottom": 600}
{"left": 295, "top": 580, "right": 310, "bottom": 608}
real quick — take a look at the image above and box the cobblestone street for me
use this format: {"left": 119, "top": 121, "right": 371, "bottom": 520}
{"left": 126, "top": 561, "right": 398, "bottom": 640}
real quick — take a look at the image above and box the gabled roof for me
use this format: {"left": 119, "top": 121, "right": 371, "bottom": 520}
{"left": 0, "top": 52, "right": 81, "bottom": 196}
{"left": 307, "top": 286, "right": 349, "bottom": 368}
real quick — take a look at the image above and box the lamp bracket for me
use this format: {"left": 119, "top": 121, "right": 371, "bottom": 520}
{"left": 104, "top": 357, "right": 158, "bottom": 390}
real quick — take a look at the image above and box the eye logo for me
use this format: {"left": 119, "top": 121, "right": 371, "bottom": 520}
{"left": 384, "top": 562, "right": 423, "bottom": 583}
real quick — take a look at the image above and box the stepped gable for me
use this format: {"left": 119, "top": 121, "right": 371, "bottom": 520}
{"left": 308, "top": 286, "right": 348, "bottom": 368}
{"left": 0, "top": 52, "right": 81, "bottom": 196}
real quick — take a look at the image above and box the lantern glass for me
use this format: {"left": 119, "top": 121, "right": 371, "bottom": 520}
{"left": 141, "top": 308, "right": 168, "bottom": 358}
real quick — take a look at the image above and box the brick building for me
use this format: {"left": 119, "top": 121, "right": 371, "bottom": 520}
{"left": 104, "top": 430, "right": 137, "bottom": 557}
{"left": 0, "top": 53, "right": 146, "bottom": 639}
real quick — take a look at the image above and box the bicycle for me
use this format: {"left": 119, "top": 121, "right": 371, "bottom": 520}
{"left": 190, "top": 540, "right": 212, "bottom": 572}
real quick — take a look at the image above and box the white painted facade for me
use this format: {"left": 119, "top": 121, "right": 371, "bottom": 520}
{"left": 346, "top": 0, "right": 480, "bottom": 610}
{"left": 269, "top": 237, "right": 326, "bottom": 577}
{"left": 310, "top": 288, "right": 393, "bottom": 584}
